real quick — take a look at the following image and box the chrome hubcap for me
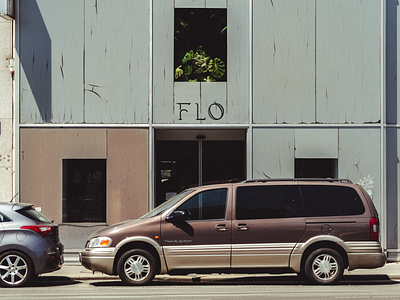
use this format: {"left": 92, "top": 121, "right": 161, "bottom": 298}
{"left": 124, "top": 255, "right": 150, "bottom": 281}
{"left": 0, "top": 255, "right": 28, "bottom": 285}
{"left": 312, "top": 254, "right": 338, "bottom": 280}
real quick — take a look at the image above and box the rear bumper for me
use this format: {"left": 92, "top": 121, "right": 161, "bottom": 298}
{"left": 346, "top": 241, "right": 387, "bottom": 270}
{"left": 348, "top": 252, "right": 386, "bottom": 270}
{"left": 36, "top": 243, "right": 64, "bottom": 274}
{"left": 79, "top": 248, "right": 116, "bottom": 275}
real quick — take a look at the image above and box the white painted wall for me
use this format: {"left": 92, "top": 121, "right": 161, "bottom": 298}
{"left": 0, "top": 17, "right": 13, "bottom": 202}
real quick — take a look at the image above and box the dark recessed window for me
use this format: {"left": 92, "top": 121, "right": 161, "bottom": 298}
{"left": 174, "top": 9, "right": 227, "bottom": 82}
{"left": 295, "top": 159, "right": 338, "bottom": 179}
{"left": 62, "top": 159, "right": 106, "bottom": 223}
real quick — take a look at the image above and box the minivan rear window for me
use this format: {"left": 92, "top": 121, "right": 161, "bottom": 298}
{"left": 300, "top": 185, "right": 365, "bottom": 217}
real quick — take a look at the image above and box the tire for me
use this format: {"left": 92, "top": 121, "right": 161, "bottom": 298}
{"left": 304, "top": 248, "right": 344, "bottom": 285}
{"left": 0, "top": 251, "right": 34, "bottom": 287}
{"left": 117, "top": 249, "right": 157, "bottom": 286}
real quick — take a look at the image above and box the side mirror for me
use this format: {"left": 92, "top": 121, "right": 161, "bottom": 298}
{"left": 166, "top": 210, "right": 187, "bottom": 223}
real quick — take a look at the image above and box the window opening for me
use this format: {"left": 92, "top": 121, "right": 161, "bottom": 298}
{"left": 295, "top": 158, "right": 338, "bottom": 178}
{"left": 174, "top": 9, "right": 227, "bottom": 82}
{"left": 155, "top": 139, "right": 245, "bottom": 207}
{"left": 62, "top": 159, "right": 106, "bottom": 222}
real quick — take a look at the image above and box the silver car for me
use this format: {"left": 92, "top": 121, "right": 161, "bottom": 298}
{"left": 0, "top": 202, "right": 64, "bottom": 287}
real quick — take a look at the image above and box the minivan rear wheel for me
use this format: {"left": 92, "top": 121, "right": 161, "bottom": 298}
{"left": 0, "top": 251, "right": 34, "bottom": 287}
{"left": 304, "top": 248, "right": 344, "bottom": 285}
{"left": 117, "top": 249, "right": 156, "bottom": 285}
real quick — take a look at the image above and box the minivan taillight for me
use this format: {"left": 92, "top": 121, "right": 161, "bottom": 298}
{"left": 370, "top": 217, "right": 380, "bottom": 241}
{"left": 21, "top": 225, "right": 53, "bottom": 238}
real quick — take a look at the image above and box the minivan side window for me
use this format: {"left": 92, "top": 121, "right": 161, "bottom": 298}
{"left": 176, "top": 188, "right": 228, "bottom": 220}
{"left": 236, "top": 185, "right": 304, "bottom": 220}
{"left": 300, "top": 185, "right": 365, "bottom": 217}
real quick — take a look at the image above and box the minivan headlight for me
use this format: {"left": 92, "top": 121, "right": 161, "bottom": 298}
{"left": 88, "top": 237, "right": 112, "bottom": 248}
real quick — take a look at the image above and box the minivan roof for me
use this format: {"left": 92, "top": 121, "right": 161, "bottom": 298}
{"left": 244, "top": 178, "right": 353, "bottom": 184}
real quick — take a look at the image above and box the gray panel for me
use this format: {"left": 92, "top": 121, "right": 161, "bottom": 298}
{"left": 386, "top": 128, "right": 400, "bottom": 250}
{"left": 84, "top": 0, "right": 150, "bottom": 123}
{"left": 173, "top": 82, "right": 201, "bottom": 122}
{"left": 173, "top": 82, "right": 227, "bottom": 123}
{"left": 387, "top": 0, "right": 399, "bottom": 124}
{"left": 175, "top": 0, "right": 205, "bottom": 8}
{"left": 153, "top": 0, "right": 174, "bottom": 123}
{"left": 19, "top": 0, "right": 84, "bottom": 123}
{"left": 252, "top": 128, "right": 295, "bottom": 179}
{"left": 253, "top": 0, "right": 315, "bottom": 124}
{"left": 201, "top": 82, "right": 227, "bottom": 123}
{"left": 295, "top": 129, "right": 338, "bottom": 158}
{"left": 338, "top": 128, "right": 381, "bottom": 211}
{"left": 0, "top": 18, "right": 12, "bottom": 119}
{"left": 226, "top": 0, "right": 249, "bottom": 123}
{"left": 316, "top": 0, "right": 381, "bottom": 123}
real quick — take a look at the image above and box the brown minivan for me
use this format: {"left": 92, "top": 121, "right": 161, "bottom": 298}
{"left": 79, "top": 179, "right": 386, "bottom": 285}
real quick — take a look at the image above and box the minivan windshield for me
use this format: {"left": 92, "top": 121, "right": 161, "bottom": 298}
{"left": 140, "top": 190, "right": 194, "bottom": 219}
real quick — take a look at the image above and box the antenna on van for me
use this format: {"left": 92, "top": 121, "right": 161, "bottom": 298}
{"left": 9, "top": 193, "right": 19, "bottom": 203}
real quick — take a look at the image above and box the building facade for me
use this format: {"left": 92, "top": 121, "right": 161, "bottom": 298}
{"left": 0, "top": 14, "right": 14, "bottom": 204}
{"left": 4, "top": 0, "right": 400, "bottom": 261}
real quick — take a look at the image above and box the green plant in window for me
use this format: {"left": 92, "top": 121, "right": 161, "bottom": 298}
{"left": 175, "top": 46, "right": 225, "bottom": 82}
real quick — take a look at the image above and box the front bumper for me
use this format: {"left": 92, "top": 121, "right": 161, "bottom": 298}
{"left": 79, "top": 247, "right": 117, "bottom": 275}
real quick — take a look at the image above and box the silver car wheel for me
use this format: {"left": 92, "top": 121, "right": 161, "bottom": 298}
{"left": 311, "top": 253, "right": 338, "bottom": 281}
{"left": 123, "top": 254, "right": 151, "bottom": 282}
{"left": 0, "top": 254, "right": 29, "bottom": 286}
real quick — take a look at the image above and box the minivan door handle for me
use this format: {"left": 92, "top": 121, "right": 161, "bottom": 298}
{"left": 236, "top": 223, "right": 249, "bottom": 231}
{"left": 215, "top": 224, "right": 229, "bottom": 232}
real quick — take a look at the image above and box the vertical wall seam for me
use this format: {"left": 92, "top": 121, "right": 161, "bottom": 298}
{"left": 83, "top": 0, "right": 86, "bottom": 122}
{"left": 14, "top": 0, "right": 20, "bottom": 203}
{"left": 248, "top": 0, "right": 253, "bottom": 180}
{"left": 148, "top": 0, "right": 154, "bottom": 210}
{"left": 315, "top": 0, "right": 317, "bottom": 123}
{"left": 380, "top": 0, "right": 387, "bottom": 252}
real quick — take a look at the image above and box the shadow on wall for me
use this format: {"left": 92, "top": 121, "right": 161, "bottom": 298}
{"left": 18, "top": 0, "right": 51, "bottom": 122}
{"left": 387, "top": 0, "right": 398, "bottom": 251}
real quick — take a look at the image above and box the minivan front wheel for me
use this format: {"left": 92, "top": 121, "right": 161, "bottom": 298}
{"left": 117, "top": 249, "right": 156, "bottom": 285}
{"left": 304, "top": 248, "right": 344, "bottom": 285}
{"left": 0, "top": 251, "right": 33, "bottom": 287}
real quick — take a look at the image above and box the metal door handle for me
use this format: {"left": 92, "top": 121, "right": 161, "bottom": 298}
{"left": 215, "top": 224, "right": 228, "bottom": 231}
{"left": 236, "top": 223, "right": 249, "bottom": 231}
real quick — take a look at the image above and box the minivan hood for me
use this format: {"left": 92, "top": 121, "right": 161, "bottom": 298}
{"left": 87, "top": 216, "right": 161, "bottom": 247}
{"left": 89, "top": 219, "right": 141, "bottom": 238}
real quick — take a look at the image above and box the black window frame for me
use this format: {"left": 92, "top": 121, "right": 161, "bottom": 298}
{"left": 62, "top": 159, "right": 107, "bottom": 223}
{"left": 174, "top": 8, "right": 227, "bottom": 82}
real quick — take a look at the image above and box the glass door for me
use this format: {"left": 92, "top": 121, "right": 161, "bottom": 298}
{"left": 155, "top": 130, "right": 246, "bottom": 207}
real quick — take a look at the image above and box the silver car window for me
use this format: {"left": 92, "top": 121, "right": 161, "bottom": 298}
{"left": 17, "top": 207, "right": 52, "bottom": 223}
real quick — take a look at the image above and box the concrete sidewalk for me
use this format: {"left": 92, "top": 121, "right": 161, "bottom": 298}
{"left": 42, "top": 261, "right": 400, "bottom": 282}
